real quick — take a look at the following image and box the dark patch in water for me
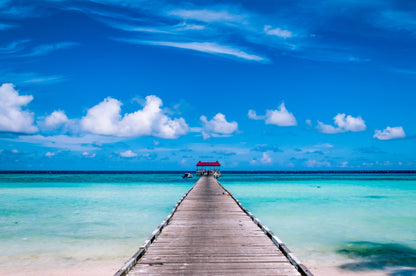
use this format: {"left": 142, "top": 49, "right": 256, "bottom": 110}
{"left": 336, "top": 241, "right": 416, "bottom": 273}
{"left": 390, "top": 269, "right": 416, "bottom": 276}
{"left": 363, "top": 195, "right": 387, "bottom": 199}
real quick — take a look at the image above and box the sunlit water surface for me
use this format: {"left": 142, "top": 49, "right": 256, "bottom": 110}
{"left": 1, "top": 173, "right": 415, "bottom": 275}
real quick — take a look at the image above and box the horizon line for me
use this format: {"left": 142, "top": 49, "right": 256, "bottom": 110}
{"left": 1, "top": 170, "right": 415, "bottom": 174}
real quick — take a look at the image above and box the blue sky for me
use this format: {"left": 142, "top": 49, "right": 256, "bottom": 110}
{"left": 0, "top": 0, "right": 415, "bottom": 170}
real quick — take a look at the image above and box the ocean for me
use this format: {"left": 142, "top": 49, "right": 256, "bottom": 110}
{"left": 0, "top": 172, "right": 415, "bottom": 275}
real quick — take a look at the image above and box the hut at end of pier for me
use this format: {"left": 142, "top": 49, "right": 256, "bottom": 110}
{"left": 196, "top": 161, "right": 221, "bottom": 178}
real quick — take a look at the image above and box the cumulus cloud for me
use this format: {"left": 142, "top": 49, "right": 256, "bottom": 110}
{"left": 317, "top": 113, "right": 366, "bottom": 134}
{"left": 45, "top": 151, "right": 56, "bottom": 157}
{"left": 260, "top": 152, "right": 272, "bottom": 164}
{"left": 249, "top": 102, "right": 297, "bottom": 126}
{"left": 82, "top": 152, "right": 96, "bottom": 158}
{"left": 0, "top": 83, "right": 38, "bottom": 133}
{"left": 248, "top": 109, "right": 260, "bottom": 120}
{"left": 264, "top": 25, "right": 293, "bottom": 38}
{"left": 44, "top": 110, "right": 69, "bottom": 129}
{"left": 119, "top": 150, "right": 137, "bottom": 157}
{"left": 80, "top": 95, "right": 189, "bottom": 139}
{"left": 374, "top": 126, "right": 405, "bottom": 140}
{"left": 200, "top": 113, "right": 238, "bottom": 139}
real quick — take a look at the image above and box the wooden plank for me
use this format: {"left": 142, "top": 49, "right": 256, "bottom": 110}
{"left": 115, "top": 176, "right": 312, "bottom": 276}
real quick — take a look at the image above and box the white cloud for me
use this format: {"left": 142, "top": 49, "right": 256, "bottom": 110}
{"left": 305, "top": 160, "right": 331, "bottom": 168}
{"left": 0, "top": 71, "right": 65, "bottom": 86}
{"left": 340, "top": 161, "right": 349, "bottom": 168}
{"left": 45, "top": 151, "right": 55, "bottom": 157}
{"left": 120, "top": 150, "right": 137, "bottom": 157}
{"left": 0, "top": 83, "right": 38, "bottom": 133}
{"left": 264, "top": 25, "right": 293, "bottom": 38}
{"left": 248, "top": 109, "right": 260, "bottom": 120}
{"left": 82, "top": 152, "right": 96, "bottom": 158}
{"left": 8, "top": 134, "right": 121, "bottom": 151}
{"left": 22, "top": 42, "right": 79, "bottom": 57}
{"left": 316, "top": 143, "right": 334, "bottom": 148}
{"left": 0, "top": 39, "right": 30, "bottom": 55}
{"left": 260, "top": 152, "right": 272, "bottom": 164}
{"left": 373, "top": 126, "right": 405, "bottom": 140}
{"left": 306, "top": 119, "right": 312, "bottom": 126}
{"left": 80, "top": 95, "right": 189, "bottom": 139}
{"left": 249, "top": 102, "right": 297, "bottom": 126}
{"left": 265, "top": 103, "right": 297, "bottom": 126}
{"left": 0, "top": 40, "right": 78, "bottom": 58}
{"left": 117, "top": 39, "right": 267, "bottom": 62}
{"left": 317, "top": 113, "right": 366, "bottom": 134}
{"left": 44, "top": 110, "right": 69, "bottom": 129}
{"left": 168, "top": 8, "right": 245, "bottom": 23}
{"left": 200, "top": 113, "right": 238, "bottom": 139}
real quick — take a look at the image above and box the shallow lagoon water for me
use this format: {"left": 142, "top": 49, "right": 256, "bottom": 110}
{"left": 221, "top": 173, "right": 416, "bottom": 275}
{"left": 1, "top": 173, "right": 415, "bottom": 275}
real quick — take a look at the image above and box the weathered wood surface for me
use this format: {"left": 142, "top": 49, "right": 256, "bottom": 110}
{"left": 118, "top": 176, "right": 310, "bottom": 275}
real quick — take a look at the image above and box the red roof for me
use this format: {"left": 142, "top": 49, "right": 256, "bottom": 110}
{"left": 196, "top": 161, "right": 220, "bottom": 166}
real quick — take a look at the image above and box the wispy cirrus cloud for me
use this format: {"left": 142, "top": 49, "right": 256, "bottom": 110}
{"left": 388, "top": 67, "right": 416, "bottom": 75}
{"left": 74, "top": 1, "right": 376, "bottom": 64}
{"left": 0, "top": 40, "right": 79, "bottom": 58}
{"left": 0, "top": 71, "right": 65, "bottom": 85}
{"left": 1, "top": 0, "right": 407, "bottom": 65}
{"left": 167, "top": 8, "right": 246, "bottom": 24}
{"left": 138, "top": 40, "right": 267, "bottom": 62}
{"left": 21, "top": 42, "right": 79, "bottom": 57}
{"left": 0, "top": 39, "right": 30, "bottom": 55}
{"left": 6, "top": 134, "right": 122, "bottom": 151}
{"left": 0, "top": 23, "right": 16, "bottom": 30}
{"left": 375, "top": 10, "right": 416, "bottom": 33}
{"left": 305, "top": 159, "right": 331, "bottom": 168}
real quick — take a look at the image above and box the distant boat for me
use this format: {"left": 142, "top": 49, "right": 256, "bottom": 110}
{"left": 182, "top": 172, "right": 193, "bottom": 179}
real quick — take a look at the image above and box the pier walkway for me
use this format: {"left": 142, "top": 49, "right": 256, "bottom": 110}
{"left": 115, "top": 176, "right": 312, "bottom": 275}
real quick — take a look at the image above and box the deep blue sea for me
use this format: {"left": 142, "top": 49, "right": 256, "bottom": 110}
{"left": 1, "top": 172, "right": 415, "bottom": 275}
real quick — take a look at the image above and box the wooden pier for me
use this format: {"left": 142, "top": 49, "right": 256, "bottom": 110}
{"left": 115, "top": 176, "right": 312, "bottom": 276}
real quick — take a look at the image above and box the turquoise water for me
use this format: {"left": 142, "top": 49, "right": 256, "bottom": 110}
{"left": 222, "top": 173, "right": 416, "bottom": 274}
{"left": 1, "top": 173, "right": 416, "bottom": 275}
{"left": 0, "top": 174, "right": 192, "bottom": 274}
